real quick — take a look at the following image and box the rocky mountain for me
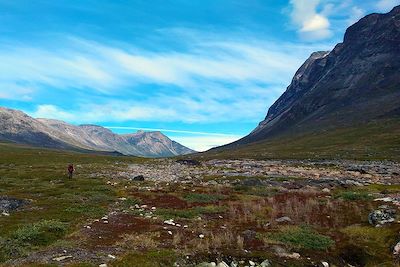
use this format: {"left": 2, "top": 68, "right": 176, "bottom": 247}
{"left": 0, "top": 107, "right": 195, "bottom": 157}
{"left": 226, "top": 6, "right": 400, "bottom": 148}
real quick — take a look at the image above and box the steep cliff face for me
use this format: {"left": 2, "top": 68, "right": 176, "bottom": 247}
{"left": 0, "top": 108, "right": 195, "bottom": 157}
{"left": 236, "top": 6, "right": 400, "bottom": 145}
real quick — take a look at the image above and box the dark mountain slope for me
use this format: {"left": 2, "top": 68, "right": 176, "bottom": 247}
{"left": 223, "top": 6, "right": 400, "bottom": 149}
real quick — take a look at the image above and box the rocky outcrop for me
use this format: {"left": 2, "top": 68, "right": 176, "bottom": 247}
{"left": 231, "top": 6, "right": 400, "bottom": 145}
{"left": 0, "top": 107, "right": 195, "bottom": 157}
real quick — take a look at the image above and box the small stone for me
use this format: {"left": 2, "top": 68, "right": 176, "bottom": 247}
{"left": 393, "top": 241, "right": 400, "bottom": 255}
{"left": 217, "top": 261, "right": 229, "bottom": 267}
{"left": 168, "top": 231, "right": 173, "bottom": 235}
{"left": 108, "top": 254, "right": 116, "bottom": 259}
{"left": 249, "top": 260, "right": 256, "bottom": 266}
{"left": 199, "top": 234, "right": 205, "bottom": 238}
{"left": 260, "top": 259, "right": 271, "bottom": 267}
{"left": 52, "top": 255, "right": 73, "bottom": 262}
{"left": 1, "top": 212, "right": 10, "bottom": 216}
{"left": 322, "top": 188, "right": 331, "bottom": 193}
{"left": 164, "top": 219, "right": 176, "bottom": 226}
{"left": 275, "top": 216, "right": 292, "bottom": 223}
{"left": 133, "top": 175, "right": 145, "bottom": 181}
{"left": 321, "top": 261, "right": 329, "bottom": 267}
{"left": 99, "top": 264, "right": 107, "bottom": 267}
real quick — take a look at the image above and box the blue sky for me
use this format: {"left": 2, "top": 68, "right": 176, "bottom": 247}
{"left": 0, "top": 0, "right": 399, "bottom": 151}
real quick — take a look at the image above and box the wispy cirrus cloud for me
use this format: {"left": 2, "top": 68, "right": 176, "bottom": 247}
{"left": 376, "top": 0, "right": 400, "bottom": 12}
{"left": 3, "top": 33, "right": 331, "bottom": 125}
{"left": 0, "top": 36, "right": 314, "bottom": 97}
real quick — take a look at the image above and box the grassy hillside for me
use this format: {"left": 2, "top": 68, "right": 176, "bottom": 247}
{"left": 201, "top": 119, "right": 400, "bottom": 161}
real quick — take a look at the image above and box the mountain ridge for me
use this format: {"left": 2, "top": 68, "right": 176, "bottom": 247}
{"left": 210, "top": 5, "right": 400, "bottom": 159}
{"left": 0, "top": 107, "right": 195, "bottom": 157}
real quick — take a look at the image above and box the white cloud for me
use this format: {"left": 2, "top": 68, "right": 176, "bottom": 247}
{"left": 0, "top": 35, "right": 329, "bottom": 98}
{"left": 105, "top": 126, "right": 236, "bottom": 137}
{"left": 33, "top": 104, "right": 76, "bottom": 121}
{"left": 105, "top": 126, "right": 241, "bottom": 151}
{"left": 376, "top": 0, "right": 400, "bottom": 12}
{"left": 172, "top": 135, "right": 241, "bottom": 152}
{"left": 3, "top": 34, "right": 332, "bottom": 125}
{"left": 289, "top": 0, "right": 333, "bottom": 40}
{"left": 347, "top": 6, "right": 365, "bottom": 26}
{"left": 0, "top": 84, "right": 33, "bottom": 101}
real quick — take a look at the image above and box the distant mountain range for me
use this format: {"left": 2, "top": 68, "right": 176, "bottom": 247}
{"left": 0, "top": 107, "right": 195, "bottom": 157}
{"left": 211, "top": 6, "right": 400, "bottom": 160}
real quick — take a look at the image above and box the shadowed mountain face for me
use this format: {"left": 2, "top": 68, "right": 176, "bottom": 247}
{"left": 0, "top": 107, "right": 195, "bottom": 157}
{"left": 229, "top": 6, "right": 400, "bottom": 147}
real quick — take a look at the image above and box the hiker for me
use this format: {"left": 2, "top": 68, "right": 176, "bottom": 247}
{"left": 67, "top": 164, "right": 75, "bottom": 179}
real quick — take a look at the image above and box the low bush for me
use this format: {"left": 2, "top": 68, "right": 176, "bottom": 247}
{"left": 269, "top": 226, "right": 334, "bottom": 250}
{"left": 12, "top": 219, "right": 67, "bottom": 246}
{"left": 335, "top": 191, "right": 373, "bottom": 201}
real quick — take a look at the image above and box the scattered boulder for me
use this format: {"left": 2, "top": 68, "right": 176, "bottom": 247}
{"left": 239, "top": 178, "right": 264, "bottom": 187}
{"left": 176, "top": 159, "right": 201, "bottom": 166}
{"left": 52, "top": 255, "right": 73, "bottom": 262}
{"left": 132, "top": 175, "right": 145, "bottom": 181}
{"left": 393, "top": 241, "right": 400, "bottom": 255}
{"left": 260, "top": 259, "right": 271, "bottom": 267}
{"left": 275, "top": 216, "right": 292, "bottom": 223}
{"left": 197, "top": 262, "right": 216, "bottom": 267}
{"left": 368, "top": 206, "right": 396, "bottom": 226}
{"left": 217, "top": 261, "right": 229, "bottom": 267}
{"left": 322, "top": 188, "right": 331, "bottom": 193}
{"left": 0, "top": 196, "right": 28, "bottom": 213}
{"left": 242, "top": 229, "right": 257, "bottom": 241}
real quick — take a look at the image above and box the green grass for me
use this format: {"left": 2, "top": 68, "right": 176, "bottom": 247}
{"left": 119, "top": 197, "right": 141, "bottom": 209}
{"left": 0, "top": 220, "right": 67, "bottom": 262}
{"left": 268, "top": 226, "right": 334, "bottom": 251}
{"left": 11, "top": 219, "right": 67, "bottom": 246}
{"left": 0, "top": 142, "right": 145, "bottom": 262}
{"left": 334, "top": 191, "right": 373, "bottom": 201}
{"left": 183, "top": 193, "right": 226, "bottom": 203}
{"left": 110, "top": 250, "right": 177, "bottom": 267}
{"left": 340, "top": 225, "right": 398, "bottom": 266}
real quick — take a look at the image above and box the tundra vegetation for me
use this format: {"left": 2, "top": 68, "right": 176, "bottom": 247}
{"left": 0, "top": 142, "right": 399, "bottom": 267}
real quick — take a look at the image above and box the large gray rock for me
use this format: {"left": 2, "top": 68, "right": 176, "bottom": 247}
{"left": 368, "top": 206, "right": 396, "bottom": 226}
{"left": 0, "top": 196, "right": 28, "bottom": 213}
